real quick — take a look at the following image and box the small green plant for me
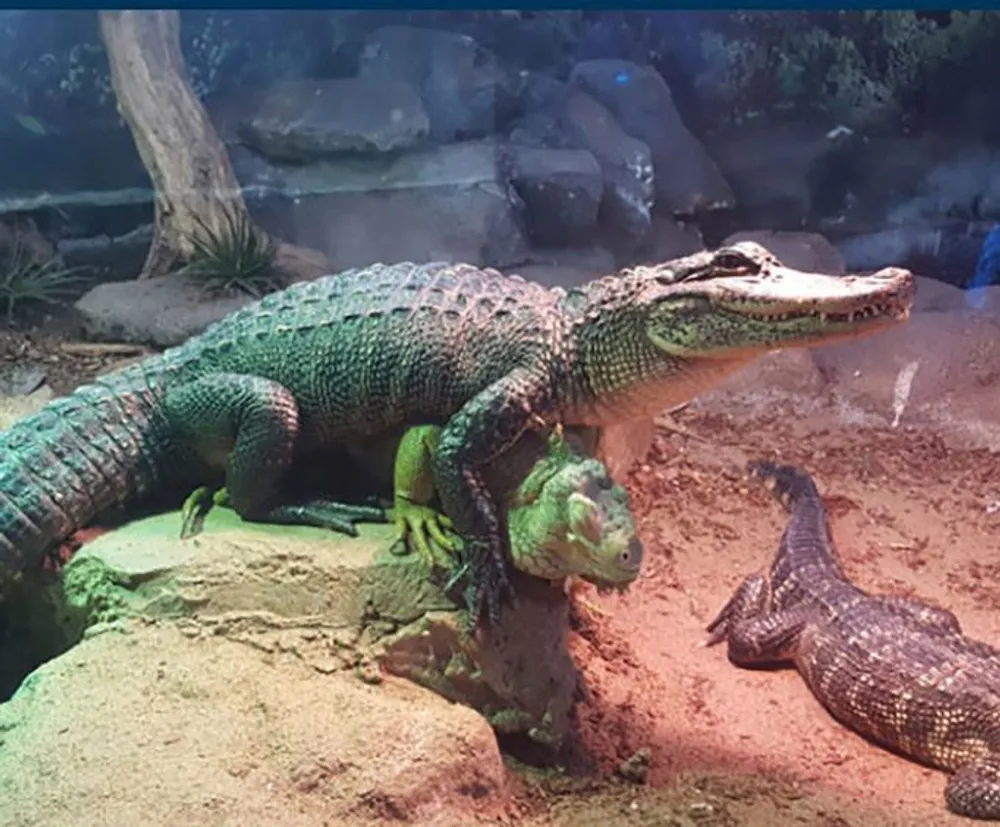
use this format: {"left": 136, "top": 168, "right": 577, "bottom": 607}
{"left": 0, "top": 236, "right": 88, "bottom": 323}
{"left": 187, "top": 207, "right": 283, "bottom": 298}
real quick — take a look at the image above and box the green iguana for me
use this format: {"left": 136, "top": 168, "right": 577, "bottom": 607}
{"left": 0, "top": 243, "right": 915, "bottom": 622}
{"left": 370, "top": 424, "right": 641, "bottom": 590}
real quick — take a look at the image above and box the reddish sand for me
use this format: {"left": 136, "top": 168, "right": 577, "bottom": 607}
{"left": 540, "top": 410, "right": 999, "bottom": 826}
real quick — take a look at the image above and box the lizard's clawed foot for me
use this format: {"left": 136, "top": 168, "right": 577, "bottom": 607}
{"left": 388, "top": 501, "right": 456, "bottom": 569}
{"left": 179, "top": 486, "right": 230, "bottom": 539}
{"left": 263, "top": 500, "right": 388, "bottom": 535}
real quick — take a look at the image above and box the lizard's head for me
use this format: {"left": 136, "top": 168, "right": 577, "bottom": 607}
{"left": 635, "top": 241, "right": 915, "bottom": 359}
{"left": 507, "top": 452, "right": 642, "bottom": 590}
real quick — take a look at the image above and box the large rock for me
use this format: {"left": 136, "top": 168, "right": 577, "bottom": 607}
{"left": 705, "top": 122, "right": 849, "bottom": 229}
{"left": 238, "top": 78, "right": 431, "bottom": 162}
{"left": 569, "top": 60, "right": 734, "bottom": 215}
{"left": 509, "top": 77, "right": 655, "bottom": 254}
{"left": 236, "top": 140, "right": 529, "bottom": 272}
{"left": 358, "top": 26, "right": 516, "bottom": 143}
{"left": 507, "top": 146, "right": 603, "bottom": 246}
{"left": 56, "top": 507, "right": 581, "bottom": 748}
{"left": 0, "top": 625, "right": 510, "bottom": 827}
{"left": 75, "top": 272, "right": 256, "bottom": 348}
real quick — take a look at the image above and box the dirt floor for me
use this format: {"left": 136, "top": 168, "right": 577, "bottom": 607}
{"left": 534, "top": 409, "right": 1000, "bottom": 827}
{"left": 1, "top": 321, "right": 999, "bottom": 826}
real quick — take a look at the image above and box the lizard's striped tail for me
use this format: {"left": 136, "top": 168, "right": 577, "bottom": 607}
{"left": 0, "top": 366, "right": 173, "bottom": 574}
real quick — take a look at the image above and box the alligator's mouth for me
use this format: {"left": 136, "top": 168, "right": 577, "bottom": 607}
{"left": 739, "top": 299, "right": 911, "bottom": 327}
{"left": 648, "top": 264, "right": 916, "bottom": 357}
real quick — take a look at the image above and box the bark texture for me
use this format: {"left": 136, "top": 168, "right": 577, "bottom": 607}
{"left": 99, "top": 10, "right": 250, "bottom": 280}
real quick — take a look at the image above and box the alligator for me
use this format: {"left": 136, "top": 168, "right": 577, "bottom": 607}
{"left": 707, "top": 460, "right": 1000, "bottom": 820}
{"left": 355, "top": 423, "right": 641, "bottom": 590}
{"left": 0, "top": 242, "right": 914, "bottom": 623}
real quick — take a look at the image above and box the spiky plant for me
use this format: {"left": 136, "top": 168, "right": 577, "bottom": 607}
{"left": 0, "top": 236, "right": 88, "bottom": 323}
{"left": 186, "top": 207, "right": 283, "bottom": 298}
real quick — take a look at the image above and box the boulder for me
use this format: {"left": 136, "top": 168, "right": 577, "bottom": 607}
{"left": 507, "top": 146, "right": 603, "bottom": 246}
{"left": 75, "top": 272, "right": 255, "bottom": 348}
{"left": 705, "top": 122, "right": 846, "bottom": 228}
{"left": 636, "top": 215, "right": 705, "bottom": 265}
{"left": 358, "top": 26, "right": 516, "bottom": 143}
{"left": 55, "top": 507, "right": 581, "bottom": 748}
{"left": 0, "top": 625, "right": 510, "bottom": 827}
{"left": 234, "top": 140, "right": 529, "bottom": 272}
{"left": 569, "top": 60, "right": 735, "bottom": 215}
{"left": 238, "top": 78, "right": 431, "bottom": 162}
{"left": 509, "top": 76, "right": 655, "bottom": 254}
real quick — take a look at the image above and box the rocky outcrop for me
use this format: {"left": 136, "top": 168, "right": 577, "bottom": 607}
{"left": 56, "top": 508, "right": 581, "bottom": 747}
{"left": 238, "top": 78, "right": 431, "bottom": 161}
{"left": 509, "top": 76, "right": 655, "bottom": 254}
{"left": 569, "top": 60, "right": 734, "bottom": 216}
{"left": 358, "top": 25, "right": 518, "bottom": 143}
{"left": 508, "top": 146, "right": 604, "bottom": 246}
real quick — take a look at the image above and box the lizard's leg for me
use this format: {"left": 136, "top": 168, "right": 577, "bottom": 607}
{"left": 164, "top": 374, "right": 385, "bottom": 538}
{"left": 869, "top": 594, "right": 963, "bottom": 635}
{"left": 705, "top": 572, "right": 810, "bottom": 664}
{"left": 946, "top": 756, "right": 1000, "bottom": 819}
{"left": 432, "top": 367, "right": 554, "bottom": 625}
{"left": 388, "top": 424, "right": 455, "bottom": 568}
{"left": 705, "top": 572, "right": 770, "bottom": 646}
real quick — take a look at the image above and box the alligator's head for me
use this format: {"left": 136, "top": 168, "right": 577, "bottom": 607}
{"left": 572, "top": 241, "right": 916, "bottom": 418}
{"left": 635, "top": 241, "right": 915, "bottom": 357}
{"left": 506, "top": 444, "right": 642, "bottom": 591}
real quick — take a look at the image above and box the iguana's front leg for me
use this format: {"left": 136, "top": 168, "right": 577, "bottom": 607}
{"left": 164, "top": 374, "right": 385, "bottom": 536}
{"left": 432, "top": 368, "right": 554, "bottom": 625}
{"left": 389, "top": 424, "right": 455, "bottom": 567}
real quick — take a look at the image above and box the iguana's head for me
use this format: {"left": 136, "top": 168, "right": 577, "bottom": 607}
{"left": 634, "top": 241, "right": 915, "bottom": 357}
{"left": 507, "top": 450, "right": 642, "bottom": 590}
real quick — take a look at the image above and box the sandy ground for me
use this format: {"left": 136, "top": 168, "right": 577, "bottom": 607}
{"left": 538, "top": 409, "right": 1000, "bottom": 827}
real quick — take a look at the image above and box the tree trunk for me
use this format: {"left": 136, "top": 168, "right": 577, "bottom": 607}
{"left": 98, "top": 10, "right": 250, "bottom": 280}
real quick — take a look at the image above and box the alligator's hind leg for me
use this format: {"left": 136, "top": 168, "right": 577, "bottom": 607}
{"left": 705, "top": 572, "right": 812, "bottom": 665}
{"left": 163, "top": 374, "right": 385, "bottom": 537}
{"left": 871, "top": 594, "right": 962, "bottom": 635}
{"left": 945, "top": 756, "right": 1000, "bottom": 819}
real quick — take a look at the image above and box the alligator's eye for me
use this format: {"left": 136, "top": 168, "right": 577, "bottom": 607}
{"left": 712, "top": 249, "right": 759, "bottom": 274}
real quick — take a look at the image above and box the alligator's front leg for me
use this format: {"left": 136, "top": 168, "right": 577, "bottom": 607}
{"left": 163, "top": 374, "right": 385, "bottom": 535}
{"left": 432, "top": 368, "right": 554, "bottom": 625}
{"left": 705, "top": 572, "right": 812, "bottom": 665}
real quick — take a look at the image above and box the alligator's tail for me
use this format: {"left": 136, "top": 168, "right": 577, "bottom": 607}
{"left": 0, "top": 359, "right": 177, "bottom": 574}
{"left": 747, "top": 460, "right": 821, "bottom": 508}
{"left": 747, "top": 459, "right": 844, "bottom": 573}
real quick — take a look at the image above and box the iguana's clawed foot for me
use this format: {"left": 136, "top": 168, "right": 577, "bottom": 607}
{"left": 179, "top": 485, "right": 230, "bottom": 539}
{"left": 388, "top": 501, "right": 456, "bottom": 569}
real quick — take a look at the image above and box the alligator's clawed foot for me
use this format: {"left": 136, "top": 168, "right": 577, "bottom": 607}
{"left": 263, "top": 500, "right": 388, "bottom": 536}
{"left": 456, "top": 546, "right": 514, "bottom": 628}
{"left": 179, "top": 486, "right": 230, "bottom": 539}
{"left": 388, "top": 501, "right": 456, "bottom": 569}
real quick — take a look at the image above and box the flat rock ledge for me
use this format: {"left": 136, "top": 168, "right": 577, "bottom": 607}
{"left": 0, "top": 508, "right": 581, "bottom": 826}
